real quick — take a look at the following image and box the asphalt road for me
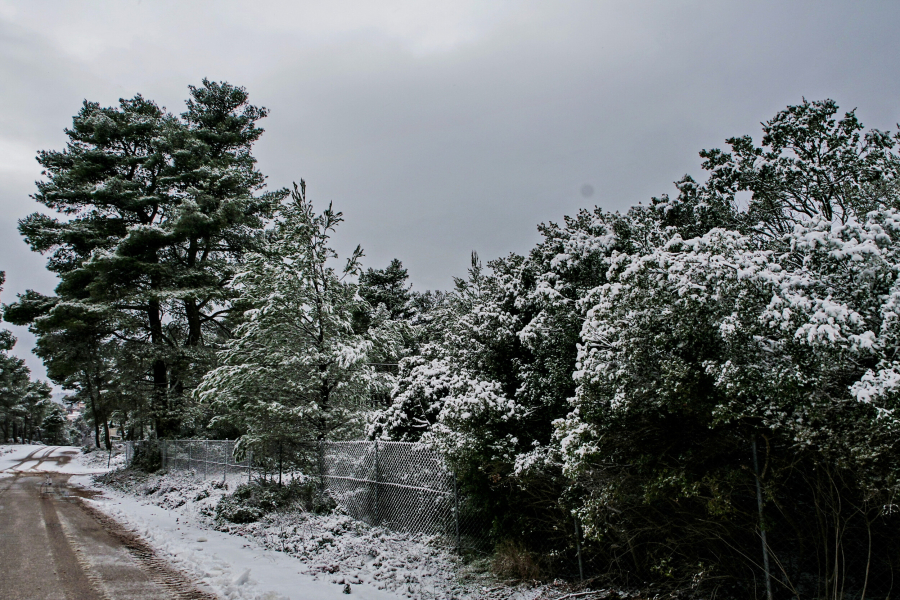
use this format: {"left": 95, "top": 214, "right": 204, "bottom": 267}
{"left": 0, "top": 446, "right": 216, "bottom": 600}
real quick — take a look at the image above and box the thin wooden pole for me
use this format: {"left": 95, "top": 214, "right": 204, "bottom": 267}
{"left": 752, "top": 438, "right": 774, "bottom": 600}
{"left": 574, "top": 515, "right": 584, "bottom": 582}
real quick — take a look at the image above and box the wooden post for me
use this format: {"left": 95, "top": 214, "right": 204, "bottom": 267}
{"left": 574, "top": 515, "right": 584, "bottom": 582}
{"left": 752, "top": 438, "right": 774, "bottom": 600}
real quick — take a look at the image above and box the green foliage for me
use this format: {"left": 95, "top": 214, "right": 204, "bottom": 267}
{"left": 552, "top": 100, "right": 900, "bottom": 595}
{"left": 214, "top": 479, "right": 333, "bottom": 524}
{"left": 358, "top": 259, "right": 413, "bottom": 322}
{"left": 0, "top": 272, "right": 53, "bottom": 442}
{"left": 9, "top": 80, "right": 283, "bottom": 440}
{"left": 195, "top": 182, "right": 401, "bottom": 455}
{"left": 40, "top": 404, "right": 70, "bottom": 445}
{"left": 131, "top": 442, "right": 163, "bottom": 473}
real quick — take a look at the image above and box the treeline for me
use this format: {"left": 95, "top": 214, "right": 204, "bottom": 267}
{"left": 5, "top": 82, "right": 900, "bottom": 596}
{"left": 367, "top": 99, "right": 900, "bottom": 597}
{"left": 0, "top": 272, "right": 64, "bottom": 444}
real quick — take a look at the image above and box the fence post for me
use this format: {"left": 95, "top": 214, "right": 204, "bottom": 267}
{"left": 752, "top": 437, "right": 774, "bottom": 600}
{"left": 204, "top": 440, "right": 209, "bottom": 479}
{"left": 247, "top": 450, "right": 252, "bottom": 483}
{"left": 574, "top": 515, "right": 584, "bottom": 582}
{"left": 318, "top": 440, "right": 325, "bottom": 494}
{"left": 374, "top": 440, "right": 380, "bottom": 527}
{"left": 188, "top": 440, "right": 192, "bottom": 472}
{"left": 453, "top": 471, "right": 461, "bottom": 553}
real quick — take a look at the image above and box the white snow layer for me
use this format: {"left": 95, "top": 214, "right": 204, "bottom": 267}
{"left": 2, "top": 445, "right": 565, "bottom": 600}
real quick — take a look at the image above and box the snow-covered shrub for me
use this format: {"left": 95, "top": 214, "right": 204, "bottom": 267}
{"left": 131, "top": 442, "right": 162, "bottom": 473}
{"left": 554, "top": 101, "right": 900, "bottom": 596}
{"left": 215, "top": 479, "right": 334, "bottom": 524}
{"left": 374, "top": 98, "right": 900, "bottom": 596}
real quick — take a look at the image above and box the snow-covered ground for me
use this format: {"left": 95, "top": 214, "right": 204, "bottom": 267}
{"left": 0, "top": 443, "right": 111, "bottom": 476}
{"left": 79, "top": 476, "right": 408, "bottom": 600}
{"left": 1, "top": 444, "right": 582, "bottom": 600}
{"left": 88, "top": 468, "right": 565, "bottom": 600}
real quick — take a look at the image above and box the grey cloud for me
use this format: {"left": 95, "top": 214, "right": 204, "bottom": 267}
{"left": 2, "top": 0, "right": 900, "bottom": 383}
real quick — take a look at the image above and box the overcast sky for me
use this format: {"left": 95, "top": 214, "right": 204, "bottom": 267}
{"left": 2, "top": 0, "right": 900, "bottom": 383}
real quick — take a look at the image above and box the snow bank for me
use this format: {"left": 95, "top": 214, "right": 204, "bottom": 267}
{"left": 87, "top": 468, "right": 567, "bottom": 600}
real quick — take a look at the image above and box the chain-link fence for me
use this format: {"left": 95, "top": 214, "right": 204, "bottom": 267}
{"left": 127, "top": 439, "right": 254, "bottom": 483}
{"left": 321, "top": 441, "right": 455, "bottom": 536}
{"left": 125, "top": 439, "right": 486, "bottom": 552}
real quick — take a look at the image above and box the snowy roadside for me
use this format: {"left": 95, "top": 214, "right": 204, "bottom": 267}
{"left": 78, "top": 462, "right": 569, "bottom": 600}
{"left": 76, "top": 475, "right": 404, "bottom": 599}
{"left": 0, "top": 446, "right": 608, "bottom": 599}
{"left": 0, "top": 443, "right": 111, "bottom": 477}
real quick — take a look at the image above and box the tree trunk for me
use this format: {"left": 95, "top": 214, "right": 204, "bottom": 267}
{"left": 148, "top": 297, "right": 170, "bottom": 437}
{"left": 184, "top": 236, "right": 203, "bottom": 348}
{"left": 185, "top": 298, "right": 203, "bottom": 347}
{"left": 103, "top": 416, "right": 111, "bottom": 451}
{"left": 85, "top": 372, "right": 102, "bottom": 448}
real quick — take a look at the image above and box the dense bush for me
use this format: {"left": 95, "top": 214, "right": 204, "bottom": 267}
{"left": 215, "top": 479, "right": 335, "bottom": 524}
{"left": 371, "top": 99, "right": 900, "bottom": 596}
{"left": 130, "top": 443, "right": 162, "bottom": 473}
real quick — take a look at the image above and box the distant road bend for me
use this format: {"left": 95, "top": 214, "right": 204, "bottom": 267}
{"left": 0, "top": 446, "right": 216, "bottom": 600}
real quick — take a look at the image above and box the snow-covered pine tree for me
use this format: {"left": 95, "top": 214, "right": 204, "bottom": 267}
{"left": 0, "top": 272, "right": 52, "bottom": 443}
{"left": 195, "top": 182, "right": 400, "bottom": 458}
{"left": 16, "top": 80, "right": 283, "bottom": 438}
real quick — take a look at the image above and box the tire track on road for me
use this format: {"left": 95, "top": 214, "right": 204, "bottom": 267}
{"left": 76, "top": 499, "right": 219, "bottom": 600}
{"left": 2, "top": 448, "right": 216, "bottom": 599}
{"left": 40, "top": 490, "right": 106, "bottom": 600}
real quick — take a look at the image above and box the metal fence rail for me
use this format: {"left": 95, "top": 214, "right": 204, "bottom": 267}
{"left": 166, "top": 439, "right": 254, "bottom": 483}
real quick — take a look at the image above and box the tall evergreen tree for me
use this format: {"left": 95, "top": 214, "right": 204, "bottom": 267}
{"left": 0, "top": 273, "right": 52, "bottom": 442}
{"left": 4, "top": 293, "right": 121, "bottom": 448}
{"left": 14, "top": 80, "right": 283, "bottom": 437}
{"left": 358, "top": 259, "right": 413, "bottom": 321}
{"left": 195, "top": 182, "right": 399, "bottom": 453}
